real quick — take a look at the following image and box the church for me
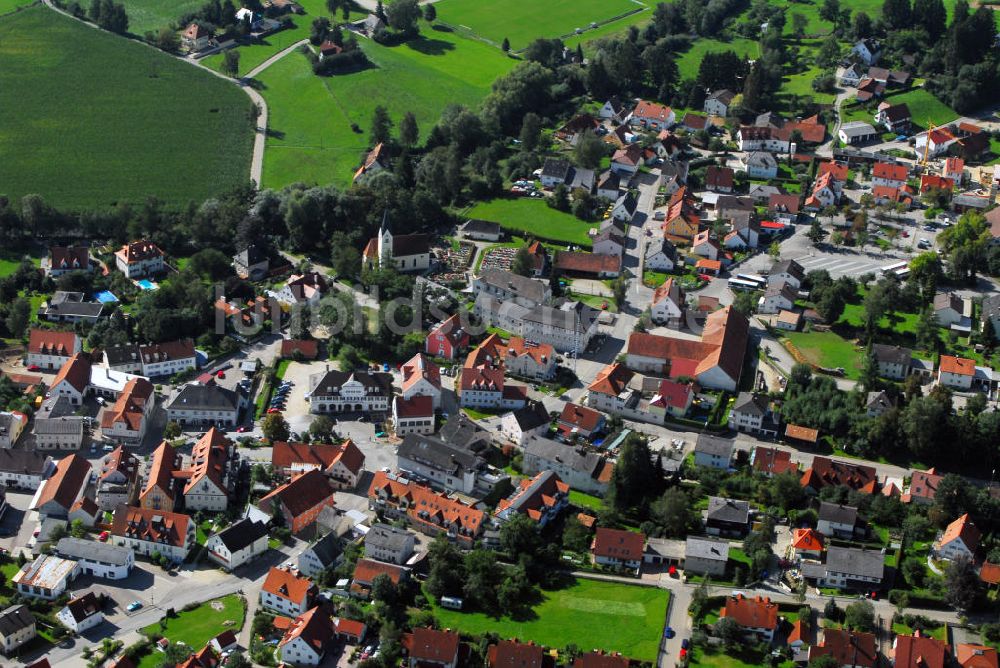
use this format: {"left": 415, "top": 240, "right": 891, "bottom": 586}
{"left": 362, "top": 213, "right": 431, "bottom": 273}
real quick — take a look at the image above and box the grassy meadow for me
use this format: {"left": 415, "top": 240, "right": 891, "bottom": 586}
{"left": 119, "top": 0, "right": 204, "bottom": 35}
{"left": 464, "top": 198, "right": 596, "bottom": 247}
{"left": 258, "top": 23, "right": 514, "bottom": 189}
{"left": 0, "top": 6, "right": 254, "bottom": 210}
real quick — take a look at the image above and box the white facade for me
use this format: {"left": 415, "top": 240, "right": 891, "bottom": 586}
{"left": 205, "top": 531, "right": 268, "bottom": 571}
{"left": 743, "top": 152, "right": 778, "bottom": 179}
{"left": 57, "top": 600, "right": 104, "bottom": 634}
{"left": 651, "top": 294, "right": 684, "bottom": 326}
{"left": 261, "top": 586, "right": 312, "bottom": 617}
{"left": 281, "top": 635, "right": 324, "bottom": 666}
{"left": 646, "top": 248, "right": 675, "bottom": 272}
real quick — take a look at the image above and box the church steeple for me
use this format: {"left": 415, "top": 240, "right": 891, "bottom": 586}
{"left": 377, "top": 210, "right": 393, "bottom": 264}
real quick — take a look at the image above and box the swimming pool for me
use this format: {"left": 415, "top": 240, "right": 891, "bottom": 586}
{"left": 136, "top": 279, "right": 158, "bottom": 290}
{"left": 94, "top": 290, "right": 119, "bottom": 303}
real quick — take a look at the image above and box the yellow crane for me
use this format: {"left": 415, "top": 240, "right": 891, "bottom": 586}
{"left": 922, "top": 121, "right": 936, "bottom": 166}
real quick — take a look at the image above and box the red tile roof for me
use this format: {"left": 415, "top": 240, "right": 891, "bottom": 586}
{"left": 401, "top": 353, "right": 441, "bottom": 393}
{"left": 110, "top": 504, "right": 191, "bottom": 549}
{"left": 706, "top": 165, "right": 735, "bottom": 189}
{"left": 49, "top": 246, "right": 89, "bottom": 271}
{"left": 937, "top": 513, "right": 980, "bottom": 553}
{"left": 263, "top": 566, "right": 316, "bottom": 603}
{"left": 908, "top": 469, "right": 943, "bottom": 502}
{"left": 271, "top": 440, "right": 364, "bottom": 476}
{"left": 503, "top": 337, "right": 554, "bottom": 366}
{"left": 495, "top": 471, "right": 569, "bottom": 522}
{"left": 36, "top": 454, "right": 90, "bottom": 512}
{"left": 279, "top": 606, "right": 334, "bottom": 654}
{"left": 488, "top": 640, "right": 545, "bottom": 668}
{"left": 592, "top": 527, "right": 645, "bottom": 561}
{"left": 394, "top": 395, "right": 434, "bottom": 418}
{"left": 558, "top": 403, "right": 604, "bottom": 432}
{"left": 554, "top": 251, "right": 621, "bottom": 275}
{"left": 587, "top": 363, "right": 634, "bottom": 397}
{"left": 281, "top": 339, "right": 319, "bottom": 359}
{"left": 369, "top": 471, "right": 485, "bottom": 539}
{"left": 958, "top": 644, "right": 999, "bottom": 668}
{"left": 940, "top": 355, "right": 975, "bottom": 377}
{"left": 801, "top": 456, "right": 877, "bottom": 492}
{"left": 573, "top": 651, "right": 630, "bottom": 668}
{"left": 183, "top": 427, "right": 230, "bottom": 496}
{"left": 920, "top": 174, "right": 954, "bottom": 193}
{"left": 792, "top": 528, "right": 824, "bottom": 552}
{"left": 894, "top": 633, "right": 951, "bottom": 668}
{"left": 752, "top": 447, "right": 797, "bottom": 475}
{"left": 874, "top": 162, "right": 908, "bottom": 182}
{"left": 405, "top": 627, "right": 460, "bottom": 663}
{"left": 651, "top": 379, "right": 692, "bottom": 410}
{"left": 785, "top": 424, "right": 819, "bottom": 443}
{"left": 721, "top": 594, "right": 778, "bottom": 630}
{"left": 259, "top": 469, "right": 335, "bottom": 521}
{"left": 141, "top": 441, "right": 179, "bottom": 504}
{"left": 810, "top": 630, "right": 877, "bottom": 668}
{"left": 816, "top": 161, "right": 849, "bottom": 182}
{"left": 632, "top": 100, "right": 673, "bottom": 123}
{"left": 353, "top": 558, "right": 407, "bottom": 585}
{"left": 116, "top": 240, "right": 163, "bottom": 264}
{"left": 980, "top": 562, "right": 1000, "bottom": 585}
{"left": 28, "top": 329, "right": 79, "bottom": 356}
{"left": 51, "top": 353, "right": 91, "bottom": 393}
{"left": 100, "top": 377, "right": 153, "bottom": 432}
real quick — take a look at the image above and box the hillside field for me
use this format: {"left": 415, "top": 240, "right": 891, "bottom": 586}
{"left": 118, "top": 0, "right": 203, "bottom": 35}
{"left": 434, "top": 0, "right": 643, "bottom": 50}
{"left": 258, "top": 25, "right": 514, "bottom": 189}
{"left": 0, "top": 6, "right": 254, "bottom": 210}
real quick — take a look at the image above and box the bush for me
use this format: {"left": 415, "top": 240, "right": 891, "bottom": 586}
{"left": 312, "top": 49, "right": 370, "bottom": 75}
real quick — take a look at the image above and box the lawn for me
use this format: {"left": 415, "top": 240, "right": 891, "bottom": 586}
{"left": 688, "top": 645, "right": 797, "bottom": 668}
{"left": 879, "top": 89, "right": 958, "bottom": 131}
{"left": 258, "top": 25, "right": 513, "bottom": 189}
{"left": 643, "top": 271, "right": 669, "bottom": 288}
{"left": 0, "top": 6, "right": 254, "bottom": 210}
{"left": 434, "top": 0, "right": 642, "bottom": 50}
{"left": 564, "top": 9, "right": 652, "bottom": 52}
{"left": 0, "top": 249, "right": 42, "bottom": 278}
{"left": 118, "top": 0, "right": 204, "bottom": 35}
{"left": 568, "top": 489, "right": 604, "bottom": 512}
{"left": 140, "top": 595, "right": 245, "bottom": 665}
{"left": 464, "top": 198, "right": 595, "bottom": 247}
{"left": 783, "top": 330, "right": 863, "bottom": 379}
{"left": 677, "top": 38, "right": 758, "bottom": 79}
{"left": 837, "top": 288, "right": 919, "bottom": 337}
{"left": 893, "top": 622, "right": 946, "bottom": 642}
{"left": 429, "top": 578, "right": 669, "bottom": 661}
{"left": 0, "top": 0, "right": 34, "bottom": 15}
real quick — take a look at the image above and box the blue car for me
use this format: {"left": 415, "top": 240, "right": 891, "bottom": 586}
{"left": 663, "top": 627, "right": 675, "bottom": 639}
{"left": 126, "top": 601, "right": 142, "bottom": 612}
{"left": 681, "top": 639, "right": 690, "bottom": 650}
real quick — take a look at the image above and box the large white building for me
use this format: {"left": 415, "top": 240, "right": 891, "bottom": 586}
{"left": 54, "top": 538, "right": 134, "bottom": 580}
{"left": 11, "top": 555, "right": 80, "bottom": 600}
{"left": 205, "top": 518, "right": 269, "bottom": 571}
{"left": 165, "top": 383, "right": 244, "bottom": 428}
{"left": 308, "top": 369, "right": 393, "bottom": 414}
{"left": 114, "top": 240, "right": 165, "bottom": 278}
{"left": 362, "top": 214, "right": 431, "bottom": 273}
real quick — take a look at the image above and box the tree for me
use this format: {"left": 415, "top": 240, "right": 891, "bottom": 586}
{"left": 375, "top": 0, "right": 387, "bottom": 22}
{"left": 742, "top": 62, "right": 765, "bottom": 112}
{"left": 844, "top": 600, "right": 875, "bottom": 631}
{"left": 882, "top": 0, "right": 912, "bottom": 30}
{"left": 824, "top": 597, "right": 841, "bottom": 623}
{"left": 519, "top": 112, "right": 542, "bottom": 152}
{"left": 161, "top": 642, "right": 192, "bottom": 667}
{"left": 370, "top": 106, "right": 392, "bottom": 147}
{"left": 261, "top": 412, "right": 289, "bottom": 441}
{"left": 913, "top": 0, "right": 947, "bottom": 39}
{"left": 732, "top": 290, "right": 756, "bottom": 316}
{"left": 426, "top": 535, "right": 464, "bottom": 599}
{"left": 944, "top": 556, "right": 981, "bottom": 613}
{"left": 227, "top": 653, "right": 251, "bottom": 668}
{"left": 309, "top": 415, "right": 335, "bottom": 441}
{"left": 768, "top": 240, "right": 781, "bottom": 262}
{"left": 808, "top": 219, "right": 824, "bottom": 243}
{"left": 422, "top": 3, "right": 435, "bottom": 21}
{"left": 399, "top": 112, "right": 419, "bottom": 147}
{"left": 852, "top": 10, "right": 873, "bottom": 37}
{"left": 791, "top": 12, "right": 808, "bottom": 35}
{"left": 511, "top": 245, "right": 534, "bottom": 277}
{"left": 70, "top": 518, "right": 87, "bottom": 538}
{"left": 4, "top": 297, "right": 30, "bottom": 339}
{"left": 574, "top": 131, "right": 606, "bottom": 169}
{"left": 157, "top": 26, "right": 180, "bottom": 51}
{"left": 386, "top": 0, "right": 420, "bottom": 33}
{"left": 820, "top": 0, "right": 841, "bottom": 22}
{"left": 902, "top": 556, "right": 925, "bottom": 587}
{"left": 370, "top": 573, "right": 397, "bottom": 603}
{"left": 499, "top": 513, "right": 542, "bottom": 559}
{"left": 810, "top": 655, "right": 841, "bottom": 668}
{"left": 562, "top": 515, "right": 591, "bottom": 553}
{"left": 550, "top": 184, "right": 570, "bottom": 212}
{"left": 649, "top": 487, "right": 696, "bottom": 537}
{"left": 608, "top": 434, "right": 664, "bottom": 514}
{"left": 610, "top": 277, "right": 627, "bottom": 310}
{"left": 915, "top": 306, "right": 940, "bottom": 352}
{"left": 501, "top": 37, "right": 510, "bottom": 52}
{"left": 715, "top": 617, "right": 743, "bottom": 647}
{"left": 163, "top": 421, "right": 182, "bottom": 439}
{"left": 463, "top": 550, "right": 502, "bottom": 612}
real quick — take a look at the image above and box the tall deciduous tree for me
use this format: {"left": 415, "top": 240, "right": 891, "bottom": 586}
{"left": 399, "top": 112, "right": 419, "bottom": 147}
{"left": 370, "top": 105, "right": 392, "bottom": 146}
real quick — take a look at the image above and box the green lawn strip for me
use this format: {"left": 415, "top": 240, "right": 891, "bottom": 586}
{"left": 782, "top": 330, "right": 863, "bottom": 379}
{"left": 202, "top": 22, "right": 312, "bottom": 76}
{"left": 462, "top": 407, "right": 498, "bottom": 420}
{"left": 568, "top": 291, "right": 614, "bottom": 313}
{"left": 141, "top": 595, "right": 245, "bottom": 654}
{"left": 643, "top": 271, "right": 669, "bottom": 288}
{"left": 0, "top": 6, "right": 253, "bottom": 210}
{"left": 689, "top": 644, "right": 796, "bottom": 668}
{"left": 0, "top": 248, "right": 43, "bottom": 278}
{"left": 434, "top": 0, "right": 640, "bottom": 50}
{"left": 275, "top": 358, "right": 291, "bottom": 380}
{"left": 568, "top": 489, "right": 603, "bottom": 512}
{"left": 259, "top": 25, "right": 513, "bottom": 189}
{"left": 565, "top": 9, "right": 652, "bottom": 52}
{"left": 428, "top": 578, "right": 668, "bottom": 662}
{"left": 676, "top": 37, "right": 759, "bottom": 79}
{"left": 464, "top": 199, "right": 595, "bottom": 248}
{"left": 892, "top": 622, "right": 946, "bottom": 642}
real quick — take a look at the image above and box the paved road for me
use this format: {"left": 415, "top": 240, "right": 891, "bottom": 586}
{"left": 245, "top": 39, "right": 310, "bottom": 78}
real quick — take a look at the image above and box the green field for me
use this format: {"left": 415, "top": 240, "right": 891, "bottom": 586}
{"left": 119, "top": 0, "right": 204, "bottom": 35}
{"left": 676, "top": 37, "right": 759, "bottom": 78}
{"left": 139, "top": 595, "right": 245, "bottom": 668}
{"left": 881, "top": 89, "right": 958, "bottom": 129}
{"left": 0, "top": 7, "right": 254, "bottom": 210}
{"left": 434, "top": 0, "right": 642, "bottom": 50}
{"left": 464, "top": 198, "right": 595, "bottom": 247}
{"left": 568, "top": 489, "right": 603, "bottom": 511}
{"left": 565, "top": 8, "right": 652, "bottom": 51}
{"left": 0, "top": 0, "right": 34, "bottom": 15}
{"left": 783, "top": 330, "right": 863, "bottom": 378}
{"left": 259, "top": 29, "right": 513, "bottom": 188}
{"left": 430, "top": 578, "right": 669, "bottom": 661}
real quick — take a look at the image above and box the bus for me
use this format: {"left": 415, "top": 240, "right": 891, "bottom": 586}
{"left": 881, "top": 261, "right": 908, "bottom": 277}
{"left": 729, "top": 278, "right": 763, "bottom": 292}
{"left": 735, "top": 273, "right": 767, "bottom": 288}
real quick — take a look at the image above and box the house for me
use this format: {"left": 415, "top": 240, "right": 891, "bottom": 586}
{"left": 597, "top": 171, "right": 622, "bottom": 200}
{"left": 817, "top": 502, "right": 859, "bottom": 538}
{"left": 401, "top": 353, "right": 441, "bottom": 410}
{"left": 957, "top": 644, "right": 999, "bottom": 668}
{"left": 500, "top": 401, "right": 551, "bottom": 446}
{"left": 47, "top": 353, "right": 90, "bottom": 406}
{"left": 868, "top": 67, "right": 910, "bottom": 86}
{"left": 875, "top": 102, "right": 911, "bottom": 132}
{"left": 510, "top": 301, "right": 600, "bottom": 354}
{"left": 704, "top": 89, "right": 735, "bottom": 117}
{"left": 751, "top": 446, "right": 797, "bottom": 476}
{"left": 11, "top": 555, "right": 80, "bottom": 600}
{"left": 642, "top": 538, "right": 685, "bottom": 569}
{"left": 233, "top": 244, "right": 270, "bottom": 280}
{"left": 681, "top": 113, "right": 708, "bottom": 132}
{"left": 138, "top": 339, "right": 197, "bottom": 378}
{"left": 737, "top": 115, "right": 825, "bottom": 152}
{"left": 459, "top": 219, "right": 502, "bottom": 242}
{"left": 460, "top": 335, "right": 527, "bottom": 411}
{"left": 720, "top": 594, "right": 778, "bottom": 642}
{"left": 557, "top": 402, "right": 605, "bottom": 440}
{"left": 354, "top": 143, "right": 390, "bottom": 183}
{"left": 917, "top": 127, "right": 960, "bottom": 158}
{"left": 768, "top": 259, "right": 804, "bottom": 290}
{"left": 110, "top": 505, "right": 194, "bottom": 562}
{"left": 852, "top": 39, "right": 881, "bottom": 65}
{"left": 365, "top": 523, "right": 415, "bottom": 565}
{"left": 729, "top": 393, "right": 772, "bottom": 436}
{"left": 805, "top": 546, "right": 884, "bottom": 589}
{"left": 396, "top": 433, "right": 492, "bottom": 495}
{"left": 944, "top": 157, "right": 965, "bottom": 184}
{"left": 694, "top": 434, "right": 733, "bottom": 470}
{"left": 592, "top": 527, "right": 644, "bottom": 572}
{"left": 792, "top": 528, "right": 824, "bottom": 559}
{"left": 307, "top": 368, "right": 392, "bottom": 415}
{"left": 872, "top": 343, "right": 912, "bottom": 380}
{"left": 361, "top": 214, "right": 430, "bottom": 273}
{"left": 495, "top": 470, "right": 569, "bottom": 528}
{"left": 630, "top": 100, "right": 675, "bottom": 130}
{"left": 840, "top": 63, "right": 863, "bottom": 86}
{"left": 37, "top": 291, "right": 105, "bottom": 325}
{"left": 261, "top": 566, "right": 317, "bottom": 616}
{"left": 45, "top": 246, "right": 91, "bottom": 276}
{"left": 808, "top": 629, "right": 878, "bottom": 668}
{"left": 100, "top": 377, "right": 154, "bottom": 446}
{"left": 610, "top": 144, "right": 644, "bottom": 175}
{"left": 893, "top": 633, "right": 951, "bottom": 668}
{"left": 612, "top": 192, "right": 638, "bottom": 222}
{"left": 692, "top": 230, "right": 720, "bottom": 261}
{"left": 803, "top": 457, "right": 878, "bottom": 494}
{"left": 522, "top": 435, "right": 612, "bottom": 496}
{"left": 55, "top": 537, "right": 133, "bottom": 580}
{"left": 706, "top": 166, "right": 735, "bottom": 193}
{"left": 775, "top": 309, "right": 801, "bottom": 332}
{"left": 426, "top": 314, "right": 470, "bottom": 360}
{"left": 873, "top": 162, "right": 908, "bottom": 190}
{"left": 26, "top": 329, "right": 81, "bottom": 370}
{"left": 275, "top": 272, "right": 328, "bottom": 307}
{"left": 982, "top": 294, "right": 1000, "bottom": 341}
{"left": 368, "top": 471, "right": 485, "bottom": 547}
{"left": 921, "top": 174, "right": 955, "bottom": 196}
{"left": 743, "top": 151, "right": 778, "bottom": 180}
{"left": 758, "top": 281, "right": 797, "bottom": 314}
{"left": 257, "top": 469, "right": 336, "bottom": 534}
{"left": 936, "top": 513, "right": 980, "bottom": 561}
{"left": 69, "top": 497, "right": 99, "bottom": 528}
{"left": 934, "top": 292, "right": 967, "bottom": 328}
{"left": 335, "top": 618, "right": 367, "bottom": 645}
{"left": 488, "top": 640, "right": 546, "bottom": 668}
{"left": 166, "top": 383, "right": 243, "bottom": 428}
{"left": 650, "top": 379, "right": 694, "bottom": 420}
{"left": 473, "top": 269, "right": 551, "bottom": 308}
{"left": 554, "top": 251, "right": 620, "bottom": 278}
{"left": 0, "top": 411, "right": 27, "bottom": 449}
{"left": 938, "top": 355, "right": 975, "bottom": 390}
{"left": 281, "top": 339, "right": 319, "bottom": 361}
{"left": 182, "top": 427, "right": 235, "bottom": 512}
{"left": 540, "top": 158, "right": 573, "bottom": 188}
{"left": 805, "top": 172, "right": 840, "bottom": 208}
{"left": 598, "top": 97, "right": 626, "bottom": 121}
{"left": 684, "top": 536, "right": 729, "bottom": 576}
{"left": 205, "top": 518, "right": 269, "bottom": 571}
{"left": 661, "top": 187, "right": 701, "bottom": 241}
{"left": 279, "top": 607, "right": 335, "bottom": 667}
{"left": 0, "top": 449, "right": 53, "bottom": 489}
{"left": 592, "top": 228, "right": 625, "bottom": 257}
{"left": 0, "top": 605, "right": 36, "bottom": 656}
{"left": 404, "top": 628, "right": 461, "bottom": 668}
{"left": 645, "top": 238, "right": 677, "bottom": 271}
{"left": 650, "top": 278, "right": 685, "bottom": 327}
{"left": 501, "top": 338, "right": 556, "bottom": 381}
{"left": 865, "top": 390, "right": 894, "bottom": 418}
{"left": 839, "top": 121, "right": 878, "bottom": 145}
{"left": 181, "top": 22, "right": 212, "bottom": 51}
{"left": 768, "top": 193, "right": 801, "bottom": 223}
{"left": 33, "top": 454, "right": 90, "bottom": 519}
{"left": 294, "top": 529, "right": 343, "bottom": 578}
{"left": 904, "top": 468, "right": 943, "bottom": 505}
{"left": 138, "top": 441, "right": 180, "bottom": 512}
{"left": 352, "top": 558, "right": 410, "bottom": 598}
{"left": 32, "top": 396, "right": 84, "bottom": 452}
{"left": 57, "top": 592, "right": 103, "bottom": 634}
{"left": 115, "top": 240, "right": 164, "bottom": 278}
{"left": 705, "top": 497, "right": 751, "bottom": 537}
{"left": 393, "top": 396, "right": 434, "bottom": 437}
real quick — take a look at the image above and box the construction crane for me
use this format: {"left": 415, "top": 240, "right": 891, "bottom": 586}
{"left": 921, "top": 121, "right": 936, "bottom": 166}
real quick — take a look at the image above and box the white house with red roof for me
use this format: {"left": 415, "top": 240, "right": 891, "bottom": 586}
{"left": 935, "top": 513, "right": 980, "bottom": 561}
{"left": 425, "top": 313, "right": 469, "bottom": 360}
{"left": 261, "top": 566, "right": 317, "bottom": 616}
{"left": 401, "top": 353, "right": 442, "bottom": 410}
{"left": 938, "top": 354, "right": 975, "bottom": 390}
{"left": 495, "top": 470, "right": 568, "bottom": 528}
{"left": 279, "top": 607, "right": 334, "bottom": 666}
{"left": 404, "top": 628, "right": 461, "bottom": 668}
{"left": 557, "top": 403, "right": 605, "bottom": 440}
{"left": 872, "top": 162, "right": 909, "bottom": 190}
{"left": 46, "top": 247, "right": 91, "bottom": 277}
{"left": 648, "top": 379, "right": 693, "bottom": 419}
{"left": 181, "top": 427, "right": 234, "bottom": 512}
{"left": 944, "top": 157, "right": 965, "bottom": 184}
{"left": 114, "top": 240, "right": 164, "bottom": 279}
{"left": 791, "top": 528, "right": 825, "bottom": 559}
{"left": 270, "top": 440, "right": 365, "bottom": 489}
{"left": 99, "top": 377, "right": 155, "bottom": 445}
{"left": 392, "top": 395, "right": 435, "bottom": 436}
{"left": 650, "top": 278, "right": 685, "bottom": 328}
{"left": 181, "top": 23, "right": 212, "bottom": 51}
{"left": 501, "top": 337, "right": 555, "bottom": 380}
{"left": 26, "top": 329, "right": 81, "bottom": 371}
{"left": 720, "top": 594, "right": 779, "bottom": 641}
{"left": 592, "top": 527, "right": 645, "bottom": 572}
{"left": 629, "top": 100, "right": 675, "bottom": 130}
{"left": 459, "top": 334, "right": 527, "bottom": 410}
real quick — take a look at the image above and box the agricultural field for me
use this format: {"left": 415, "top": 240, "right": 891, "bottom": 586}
{"left": 0, "top": 0, "right": 34, "bottom": 15}
{"left": 464, "top": 198, "right": 595, "bottom": 247}
{"left": 429, "top": 578, "right": 669, "bottom": 662}
{"left": 434, "top": 0, "right": 642, "bottom": 50}
{"left": 0, "top": 6, "right": 254, "bottom": 210}
{"left": 258, "top": 25, "right": 514, "bottom": 189}
{"left": 119, "top": 0, "right": 203, "bottom": 35}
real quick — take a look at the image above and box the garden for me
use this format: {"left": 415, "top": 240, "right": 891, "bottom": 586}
{"left": 138, "top": 595, "right": 246, "bottom": 668}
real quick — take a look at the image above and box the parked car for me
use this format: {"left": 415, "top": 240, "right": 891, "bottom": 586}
{"left": 126, "top": 601, "right": 142, "bottom": 612}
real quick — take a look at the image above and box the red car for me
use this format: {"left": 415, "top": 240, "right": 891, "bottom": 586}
{"left": 266, "top": 408, "right": 281, "bottom": 414}
{"left": 236, "top": 426, "right": 247, "bottom": 433}
{"left": 26, "top": 365, "right": 41, "bottom": 372}
{"left": 698, "top": 273, "right": 713, "bottom": 282}
{"left": 98, "top": 531, "right": 110, "bottom": 542}
{"left": 216, "top": 370, "right": 225, "bottom": 378}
